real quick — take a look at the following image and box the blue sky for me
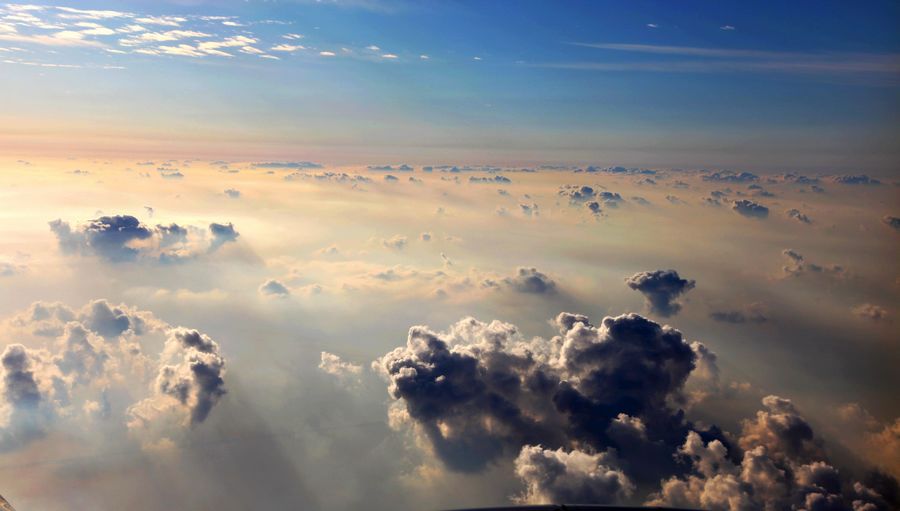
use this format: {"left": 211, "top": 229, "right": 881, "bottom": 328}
{"left": 1, "top": 0, "right": 898, "bottom": 170}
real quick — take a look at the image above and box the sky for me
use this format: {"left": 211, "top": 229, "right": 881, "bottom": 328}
{"left": 0, "top": 2, "right": 899, "bottom": 511}
{"left": 0, "top": 0, "right": 898, "bottom": 171}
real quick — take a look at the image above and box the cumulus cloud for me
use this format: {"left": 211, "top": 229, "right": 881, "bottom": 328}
{"left": 318, "top": 351, "right": 362, "bottom": 386}
{"left": 558, "top": 185, "right": 597, "bottom": 203}
{"left": 50, "top": 215, "right": 152, "bottom": 262}
{"left": 831, "top": 175, "right": 881, "bottom": 185}
{"left": 786, "top": 208, "right": 812, "bottom": 224}
{"left": 853, "top": 303, "right": 888, "bottom": 322}
{"left": 49, "top": 215, "right": 240, "bottom": 263}
{"left": 1, "top": 300, "right": 227, "bottom": 452}
{"left": 127, "top": 328, "right": 226, "bottom": 429}
{"left": 647, "top": 396, "right": 894, "bottom": 511}
{"left": 503, "top": 267, "right": 557, "bottom": 294}
{"left": 519, "top": 203, "right": 539, "bottom": 217}
{"left": 732, "top": 199, "right": 769, "bottom": 219}
{"left": 469, "top": 175, "right": 511, "bottom": 184}
{"left": 626, "top": 269, "right": 695, "bottom": 316}
{"left": 781, "top": 249, "right": 845, "bottom": 278}
{"left": 703, "top": 171, "right": 759, "bottom": 183}
{"left": 514, "top": 445, "right": 634, "bottom": 504}
{"left": 208, "top": 222, "right": 239, "bottom": 252}
{"left": 374, "top": 312, "right": 706, "bottom": 480}
{"left": 259, "top": 279, "right": 290, "bottom": 297}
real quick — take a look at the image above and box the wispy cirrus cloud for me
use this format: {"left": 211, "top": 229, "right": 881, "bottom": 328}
{"left": 549, "top": 42, "right": 900, "bottom": 81}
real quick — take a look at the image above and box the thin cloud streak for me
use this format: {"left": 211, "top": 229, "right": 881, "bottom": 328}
{"left": 564, "top": 42, "right": 900, "bottom": 77}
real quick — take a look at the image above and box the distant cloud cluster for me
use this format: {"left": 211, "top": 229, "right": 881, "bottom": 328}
{"left": 49, "top": 215, "right": 240, "bottom": 263}
{"left": 732, "top": 199, "right": 769, "bottom": 219}
{"left": 0, "top": 299, "right": 227, "bottom": 451}
{"left": 782, "top": 249, "right": 845, "bottom": 278}
{"left": 374, "top": 312, "right": 896, "bottom": 508}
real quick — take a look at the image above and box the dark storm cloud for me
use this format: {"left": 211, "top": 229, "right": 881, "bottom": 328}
{"left": 702, "top": 171, "right": 759, "bottom": 183}
{"left": 504, "top": 267, "right": 557, "bottom": 294}
{"left": 732, "top": 199, "right": 770, "bottom": 219}
{"left": 155, "top": 328, "right": 227, "bottom": 426}
{"left": 625, "top": 269, "right": 695, "bottom": 317}
{"left": 375, "top": 312, "right": 705, "bottom": 479}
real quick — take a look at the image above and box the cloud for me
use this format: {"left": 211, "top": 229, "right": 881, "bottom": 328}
{"left": 271, "top": 43, "right": 304, "bottom": 52}
{"left": 318, "top": 351, "right": 362, "bottom": 386}
{"left": 382, "top": 235, "right": 408, "bottom": 250}
{"left": 50, "top": 215, "right": 241, "bottom": 263}
{"left": 251, "top": 161, "right": 323, "bottom": 169}
{"left": 368, "top": 164, "right": 413, "bottom": 172}
{"left": 709, "top": 303, "right": 767, "bottom": 324}
{"left": 469, "top": 175, "right": 511, "bottom": 184}
{"left": 732, "top": 199, "right": 769, "bottom": 219}
{"left": 127, "top": 328, "right": 226, "bottom": 428}
{"left": 883, "top": 216, "right": 900, "bottom": 231}
{"left": 831, "top": 175, "right": 881, "bottom": 185}
{"left": 503, "top": 267, "right": 557, "bottom": 294}
{"left": 701, "top": 171, "right": 759, "bottom": 183}
{"left": 514, "top": 445, "right": 634, "bottom": 504}
{"left": 49, "top": 215, "right": 152, "bottom": 262}
{"left": 564, "top": 43, "right": 900, "bottom": 78}
{"left": 786, "top": 208, "right": 811, "bottom": 224}
{"left": 519, "top": 203, "right": 539, "bottom": 217}
{"left": 647, "top": 396, "right": 892, "bottom": 511}
{"left": 625, "top": 269, "right": 695, "bottom": 316}
{"left": 224, "top": 188, "right": 241, "bottom": 199}
{"left": 0, "top": 260, "right": 26, "bottom": 277}
{"left": 259, "top": 279, "right": 290, "bottom": 297}
{"left": 374, "top": 312, "right": 704, "bottom": 479}
{"left": 208, "top": 222, "right": 239, "bottom": 252}
{"left": 558, "top": 184, "right": 596, "bottom": 203}
{"left": 853, "top": 303, "right": 888, "bottom": 322}
{"left": 1, "top": 300, "right": 227, "bottom": 452}
{"left": 781, "top": 249, "right": 845, "bottom": 278}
